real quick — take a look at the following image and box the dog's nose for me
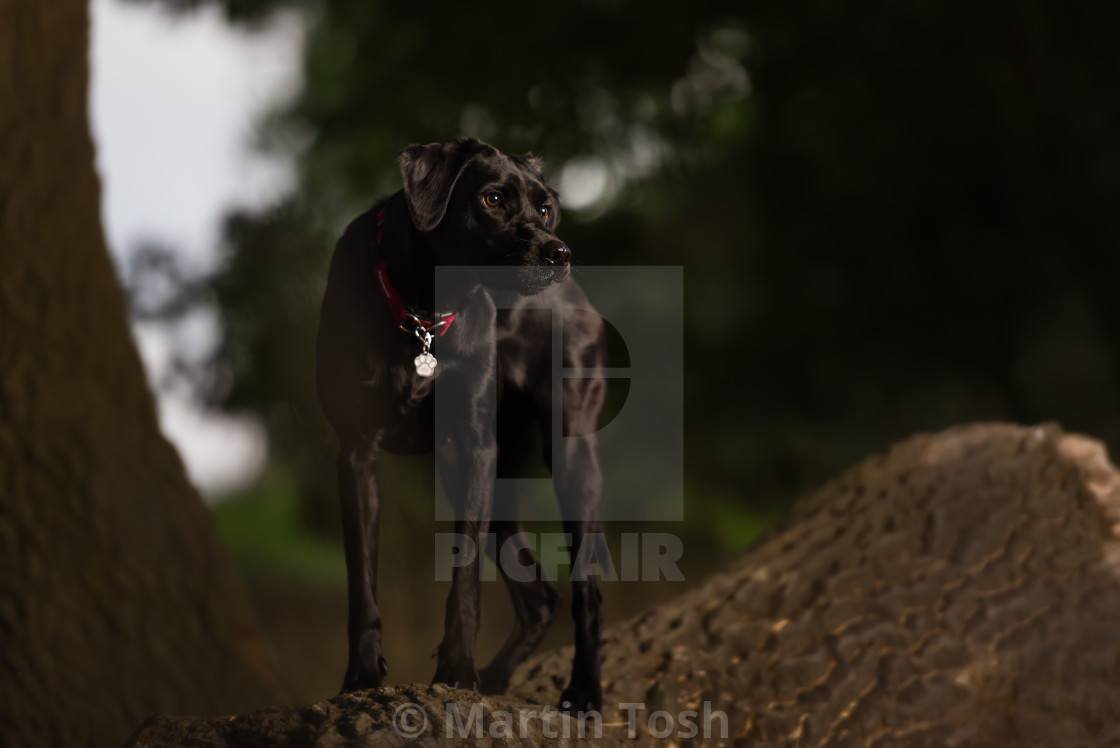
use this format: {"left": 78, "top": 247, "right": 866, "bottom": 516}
{"left": 543, "top": 242, "right": 571, "bottom": 266}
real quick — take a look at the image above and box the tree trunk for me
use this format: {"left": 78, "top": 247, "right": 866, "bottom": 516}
{"left": 128, "top": 423, "right": 1120, "bottom": 747}
{"left": 0, "top": 2, "right": 282, "bottom": 746}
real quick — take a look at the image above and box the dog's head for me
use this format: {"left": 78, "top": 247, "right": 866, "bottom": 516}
{"left": 398, "top": 137, "right": 570, "bottom": 293}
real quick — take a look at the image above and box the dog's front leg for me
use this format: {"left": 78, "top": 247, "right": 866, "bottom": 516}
{"left": 432, "top": 384, "right": 497, "bottom": 691}
{"left": 551, "top": 433, "right": 605, "bottom": 714}
{"left": 337, "top": 436, "right": 388, "bottom": 692}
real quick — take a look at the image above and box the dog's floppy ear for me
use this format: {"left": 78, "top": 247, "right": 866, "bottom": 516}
{"left": 522, "top": 152, "right": 546, "bottom": 175}
{"left": 398, "top": 139, "right": 480, "bottom": 232}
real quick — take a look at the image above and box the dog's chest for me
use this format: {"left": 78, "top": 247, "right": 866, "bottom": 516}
{"left": 392, "top": 364, "right": 436, "bottom": 409}
{"left": 367, "top": 364, "right": 437, "bottom": 454}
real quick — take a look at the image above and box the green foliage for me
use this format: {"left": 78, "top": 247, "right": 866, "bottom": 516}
{"left": 207, "top": 201, "right": 339, "bottom": 530}
{"left": 213, "top": 467, "right": 347, "bottom": 585}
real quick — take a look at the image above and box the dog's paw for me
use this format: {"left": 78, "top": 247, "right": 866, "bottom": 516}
{"left": 340, "top": 669, "right": 382, "bottom": 693}
{"left": 559, "top": 683, "right": 603, "bottom": 715}
{"left": 339, "top": 656, "right": 388, "bottom": 693}
{"left": 432, "top": 664, "right": 481, "bottom": 693}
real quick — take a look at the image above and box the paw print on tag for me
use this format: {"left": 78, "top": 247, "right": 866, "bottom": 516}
{"left": 414, "top": 352, "right": 437, "bottom": 377}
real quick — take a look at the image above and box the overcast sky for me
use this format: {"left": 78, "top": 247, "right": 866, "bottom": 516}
{"left": 89, "top": 0, "right": 305, "bottom": 495}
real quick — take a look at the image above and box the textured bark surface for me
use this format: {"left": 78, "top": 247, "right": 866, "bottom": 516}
{"left": 0, "top": 2, "right": 282, "bottom": 746}
{"left": 130, "top": 423, "right": 1120, "bottom": 747}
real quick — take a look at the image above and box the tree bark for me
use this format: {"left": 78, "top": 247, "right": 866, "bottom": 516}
{"left": 129, "top": 422, "right": 1120, "bottom": 747}
{"left": 0, "top": 2, "right": 282, "bottom": 746}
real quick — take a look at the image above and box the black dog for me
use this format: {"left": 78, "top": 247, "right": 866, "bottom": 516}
{"left": 316, "top": 137, "right": 605, "bottom": 712}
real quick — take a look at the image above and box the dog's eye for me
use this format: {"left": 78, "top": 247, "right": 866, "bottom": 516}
{"left": 538, "top": 205, "right": 551, "bottom": 220}
{"left": 483, "top": 192, "right": 503, "bottom": 207}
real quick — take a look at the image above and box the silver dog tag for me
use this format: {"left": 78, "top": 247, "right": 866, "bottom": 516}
{"left": 414, "top": 351, "right": 437, "bottom": 377}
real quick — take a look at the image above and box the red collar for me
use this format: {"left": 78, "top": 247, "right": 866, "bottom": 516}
{"left": 373, "top": 207, "right": 456, "bottom": 338}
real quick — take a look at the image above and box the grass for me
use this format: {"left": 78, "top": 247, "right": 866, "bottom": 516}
{"left": 211, "top": 470, "right": 347, "bottom": 587}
